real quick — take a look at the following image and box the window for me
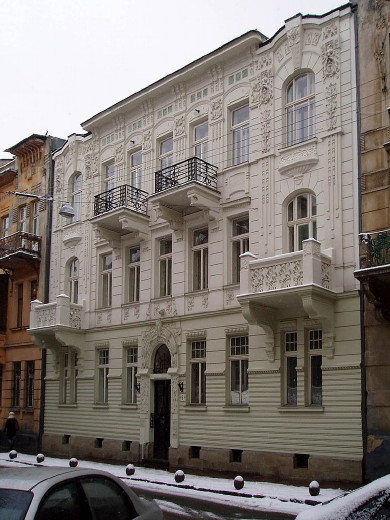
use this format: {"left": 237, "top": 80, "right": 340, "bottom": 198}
{"left": 160, "top": 137, "right": 173, "bottom": 169}
{"left": 230, "top": 335, "right": 248, "bottom": 405}
{"left": 71, "top": 173, "right": 82, "bottom": 222}
{"left": 60, "top": 350, "right": 77, "bottom": 405}
{"left": 127, "top": 246, "right": 140, "bottom": 303}
{"left": 125, "top": 346, "right": 138, "bottom": 404}
{"left": 68, "top": 258, "right": 79, "bottom": 304}
{"left": 190, "top": 340, "right": 206, "bottom": 404}
{"left": 25, "top": 360, "right": 34, "bottom": 408}
{"left": 32, "top": 202, "right": 39, "bottom": 234}
{"left": 308, "top": 329, "right": 322, "bottom": 405}
{"left": 1, "top": 215, "right": 9, "bottom": 237}
{"left": 104, "top": 163, "right": 115, "bottom": 191}
{"left": 30, "top": 280, "right": 38, "bottom": 301}
{"left": 231, "top": 216, "right": 249, "bottom": 284}
{"left": 130, "top": 151, "right": 142, "bottom": 190}
{"left": 232, "top": 105, "right": 249, "bottom": 165}
{"left": 100, "top": 253, "right": 112, "bottom": 307}
{"left": 286, "top": 72, "right": 315, "bottom": 146}
{"left": 35, "top": 481, "right": 85, "bottom": 520}
{"left": 284, "top": 332, "right": 298, "bottom": 405}
{"left": 19, "top": 206, "right": 27, "bottom": 232}
{"left": 13, "top": 361, "right": 21, "bottom": 408}
{"left": 192, "top": 228, "right": 208, "bottom": 291}
{"left": 194, "top": 122, "right": 208, "bottom": 160}
{"left": 16, "top": 283, "right": 23, "bottom": 328}
{"left": 97, "top": 349, "right": 109, "bottom": 404}
{"left": 159, "top": 237, "right": 172, "bottom": 297}
{"left": 287, "top": 193, "right": 317, "bottom": 251}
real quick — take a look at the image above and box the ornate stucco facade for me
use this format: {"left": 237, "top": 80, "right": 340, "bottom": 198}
{"left": 30, "top": 5, "right": 363, "bottom": 484}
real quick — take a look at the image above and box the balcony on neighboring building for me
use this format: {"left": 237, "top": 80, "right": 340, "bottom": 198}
{"left": 150, "top": 157, "right": 220, "bottom": 228}
{"left": 0, "top": 232, "right": 41, "bottom": 270}
{"left": 355, "top": 229, "right": 390, "bottom": 322}
{"left": 237, "top": 239, "right": 336, "bottom": 361}
{"left": 91, "top": 184, "right": 149, "bottom": 236}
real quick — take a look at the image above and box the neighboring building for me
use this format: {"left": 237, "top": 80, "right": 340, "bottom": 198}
{"left": 354, "top": 0, "right": 390, "bottom": 482}
{"left": 30, "top": 5, "right": 363, "bottom": 484}
{"left": 0, "top": 134, "right": 64, "bottom": 451}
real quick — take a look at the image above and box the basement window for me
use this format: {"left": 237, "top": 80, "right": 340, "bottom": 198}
{"left": 294, "top": 453, "right": 309, "bottom": 469}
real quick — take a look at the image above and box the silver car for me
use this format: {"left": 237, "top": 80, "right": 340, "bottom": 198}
{"left": 0, "top": 466, "right": 163, "bottom": 520}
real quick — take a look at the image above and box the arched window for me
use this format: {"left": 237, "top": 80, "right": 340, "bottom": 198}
{"left": 286, "top": 73, "right": 315, "bottom": 146}
{"left": 71, "top": 172, "right": 82, "bottom": 222}
{"left": 68, "top": 258, "right": 79, "bottom": 304}
{"left": 154, "top": 345, "right": 171, "bottom": 374}
{"left": 287, "top": 193, "right": 317, "bottom": 252}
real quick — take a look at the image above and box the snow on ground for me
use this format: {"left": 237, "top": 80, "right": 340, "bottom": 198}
{"left": 0, "top": 451, "right": 344, "bottom": 516}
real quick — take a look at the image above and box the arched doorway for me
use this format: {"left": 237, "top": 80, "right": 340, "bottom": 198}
{"left": 153, "top": 345, "right": 171, "bottom": 460}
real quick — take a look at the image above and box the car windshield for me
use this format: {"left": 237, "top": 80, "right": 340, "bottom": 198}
{"left": 0, "top": 489, "right": 33, "bottom": 520}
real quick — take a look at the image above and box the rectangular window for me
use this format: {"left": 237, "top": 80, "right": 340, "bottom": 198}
{"left": 190, "top": 340, "right": 206, "bottom": 404}
{"left": 25, "top": 360, "right": 34, "bottom": 408}
{"left": 30, "top": 280, "right": 38, "bottom": 301}
{"left": 16, "top": 283, "right": 23, "bottom": 328}
{"left": 159, "top": 237, "right": 172, "bottom": 297}
{"left": 130, "top": 150, "right": 142, "bottom": 190}
{"left": 128, "top": 246, "right": 140, "bottom": 303}
{"left": 13, "top": 361, "right": 21, "bottom": 408}
{"left": 231, "top": 216, "right": 249, "bottom": 284}
{"left": 192, "top": 228, "right": 208, "bottom": 291}
{"left": 1, "top": 215, "right": 9, "bottom": 237}
{"left": 105, "top": 163, "right": 115, "bottom": 191}
{"left": 194, "top": 122, "right": 208, "bottom": 161}
{"left": 98, "top": 349, "right": 109, "bottom": 404}
{"left": 101, "top": 253, "right": 112, "bottom": 307}
{"left": 61, "top": 351, "right": 78, "bottom": 405}
{"left": 285, "top": 332, "right": 297, "bottom": 405}
{"left": 309, "top": 329, "right": 322, "bottom": 405}
{"left": 232, "top": 105, "right": 249, "bottom": 165}
{"left": 125, "top": 347, "right": 138, "bottom": 404}
{"left": 160, "top": 137, "right": 173, "bottom": 169}
{"left": 32, "top": 201, "right": 39, "bottom": 235}
{"left": 230, "top": 336, "right": 249, "bottom": 405}
{"left": 18, "top": 206, "right": 27, "bottom": 232}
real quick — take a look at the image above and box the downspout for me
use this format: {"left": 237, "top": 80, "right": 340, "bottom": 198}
{"left": 352, "top": 1, "right": 367, "bottom": 483}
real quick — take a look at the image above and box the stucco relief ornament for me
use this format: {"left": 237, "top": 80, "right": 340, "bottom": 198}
{"left": 211, "top": 98, "right": 222, "bottom": 120}
{"left": 322, "top": 40, "right": 340, "bottom": 80}
{"left": 326, "top": 83, "right": 338, "bottom": 130}
{"left": 174, "top": 115, "right": 185, "bottom": 137}
{"left": 260, "top": 109, "right": 271, "bottom": 153}
{"left": 306, "top": 31, "right": 321, "bottom": 46}
{"left": 287, "top": 26, "right": 303, "bottom": 70}
{"left": 322, "top": 23, "right": 338, "bottom": 40}
{"left": 142, "top": 130, "right": 152, "bottom": 151}
{"left": 115, "top": 143, "right": 124, "bottom": 164}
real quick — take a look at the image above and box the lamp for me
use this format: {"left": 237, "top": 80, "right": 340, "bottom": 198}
{"left": 178, "top": 381, "right": 184, "bottom": 393}
{"left": 59, "top": 202, "right": 75, "bottom": 218}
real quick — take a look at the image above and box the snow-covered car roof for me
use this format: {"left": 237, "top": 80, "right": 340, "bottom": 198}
{"left": 296, "top": 474, "right": 390, "bottom": 520}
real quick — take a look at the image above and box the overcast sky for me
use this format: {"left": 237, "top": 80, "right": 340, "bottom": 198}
{"left": 1, "top": 0, "right": 345, "bottom": 159}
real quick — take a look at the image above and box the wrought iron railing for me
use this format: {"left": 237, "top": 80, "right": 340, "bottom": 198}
{"left": 359, "top": 229, "right": 390, "bottom": 268}
{"left": 0, "top": 232, "right": 41, "bottom": 259}
{"left": 155, "top": 157, "right": 218, "bottom": 193}
{"left": 94, "top": 184, "right": 148, "bottom": 217}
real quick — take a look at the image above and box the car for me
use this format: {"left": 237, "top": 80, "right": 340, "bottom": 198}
{"left": 0, "top": 465, "right": 163, "bottom": 520}
{"left": 295, "top": 474, "right": 390, "bottom": 520}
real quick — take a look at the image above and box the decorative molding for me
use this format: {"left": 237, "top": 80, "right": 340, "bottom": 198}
{"left": 322, "top": 365, "right": 360, "bottom": 371}
{"left": 278, "top": 141, "right": 319, "bottom": 177}
{"left": 224, "top": 326, "right": 249, "bottom": 335}
{"left": 185, "top": 330, "right": 207, "bottom": 339}
{"left": 322, "top": 40, "right": 340, "bottom": 80}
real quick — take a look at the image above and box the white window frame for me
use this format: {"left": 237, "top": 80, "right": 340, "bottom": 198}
{"left": 100, "top": 253, "right": 112, "bottom": 308}
{"left": 192, "top": 228, "right": 208, "bottom": 291}
{"left": 287, "top": 193, "right": 317, "bottom": 252}
{"left": 286, "top": 72, "right": 315, "bottom": 147}
{"left": 125, "top": 346, "right": 138, "bottom": 404}
{"left": 130, "top": 150, "right": 142, "bottom": 190}
{"left": 104, "top": 162, "right": 115, "bottom": 192}
{"left": 190, "top": 340, "right": 206, "bottom": 404}
{"left": 159, "top": 136, "right": 173, "bottom": 170}
{"left": 19, "top": 205, "right": 27, "bottom": 232}
{"left": 231, "top": 215, "right": 249, "bottom": 284}
{"left": 308, "top": 329, "right": 323, "bottom": 406}
{"left": 127, "top": 246, "right": 140, "bottom": 303}
{"left": 194, "top": 121, "right": 208, "bottom": 161}
{"left": 32, "top": 201, "right": 39, "bottom": 235}
{"left": 229, "top": 335, "right": 249, "bottom": 405}
{"left": 159, "top": 237, "right": 172, "bottom": 297}
{"left": 71, "top": 172, "right": 82, "bottom": 222}
{"left": 97, "top": 348, "right": 109, "bottom": 404}
{"left": 60, "top": 350, "right": 78, "bottom": 405}
{"left": 284, "top": 331, "right": 298, "bottom": 405}
{"left": 1, "top": 215, "right": 9, "bottom": 237}
{"left": 232, "top": 105, "right": 249, "bottom": 166}
{"left": 68, "top": 258, "right": 79, "bottom": 304}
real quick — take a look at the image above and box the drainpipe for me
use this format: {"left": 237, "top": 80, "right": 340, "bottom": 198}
{"left": 352, "top": 2, "right": 367, "bottom": 483}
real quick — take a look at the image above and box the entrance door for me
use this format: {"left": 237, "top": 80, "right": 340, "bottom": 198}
{"left": 153, "top": 380, "right": 171, "bottom": 459}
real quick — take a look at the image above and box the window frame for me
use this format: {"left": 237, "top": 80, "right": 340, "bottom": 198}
{"left": 60, "top": 349, "right": 78, "bottom": 405}
{"left": 284, "top": 331, "right": 298, "bottom": 406}
{"left": 68, "top": 258, "right": 79, "bottom": 304}
{"left": 16, "top": 283, "right": 23, "bottom": 328}
{"left": 287, "top": 193, "right": 317, "bottom": 252}
{"left": 100, "top": 253, "right": 112, "bottom": 308}
{"left": 124, "top": 346, "right": 138, "bottom": 405}
{"left": 193, "top": 121, "right": 209, "bottom": 161}
{"left": 104, "top": 162, "right": 115, "bottom": 192}
{"left": 231, "top": 215, "right": 249, "bottom": 284}
{"left": 129, "top": 150, "right": 142, "bottom": 190}
{"left": 159, "top": 136, "right": 173, "bottom": 170}
{"left": 307, "top": 329, "right": 323, "bottom": 406}
{"left": 97, "top": 348, "right": 109, "bottom": 404}
{"left": 70, "top": 172, "right": 82, "bottom": 223}
{"left": 192, "top": 227, "right": 209, "bottom": 291}
{"left": 127, "top": 246, "right": 140, "bottom": 303}
{"left": 286, "top": 72, "right": 315, "bottom": 147}
{"left": 231, "top": 104, "right": 249, "bottom": 166}
{"left": 1, "top": 215, "right": 9, "bottom": 237}
{"left": 190, "top": 340, "right": 206, "bottom": 405}
{"left": 159, "top": 236, "right": 172, "bottom": 297}
{"left": 229, "top": 335, "right": 249, "bottom": 405}
{"left": 13, "top": 361, "right": 21, "bottom": 408}
{"left": 25, "top": 360, "right": 34, "bottom": 408}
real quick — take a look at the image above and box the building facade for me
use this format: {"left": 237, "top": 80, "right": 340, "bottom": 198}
{"left": 0, "top": 134, "right": 64, "bottom": 451}
{"left": 30, "top": 5, "right": 363, "bottom": 484}
{"left": 354, "top": 0, "right": 390, "bottom": 482}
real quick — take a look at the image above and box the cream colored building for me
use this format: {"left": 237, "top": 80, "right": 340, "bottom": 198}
{"left": 30, "top": 5, "right": 362, "bottom": 484}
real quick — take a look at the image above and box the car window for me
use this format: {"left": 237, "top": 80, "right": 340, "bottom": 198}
{"left": 372, "top": 497, "right": 390, "bottom": 519}
{"left": 0, "top": 489, "right": 32, "bottom": 520}
{"left": 80, "top": 477, "right": 138, "bottom": 520}
{"left": 347, "top": 493, "right": 388, "bottom": 520}
{"left": 35, "top": 481, "right": 88, "bottom": 520}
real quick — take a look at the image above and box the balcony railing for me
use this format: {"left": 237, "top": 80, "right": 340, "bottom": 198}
{"left": 359, "top": 229, "right": 390, "bottom": 268}
{"left": 0, "top": 231, "right": 41, "bottom": 259}
{"left": 94, "top": 184, "right": 148, "bottom": 217}
{"left": 154, "top": 157, "right": 217, "bottom": 193}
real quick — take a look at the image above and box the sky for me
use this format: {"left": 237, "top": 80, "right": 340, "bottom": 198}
{"left": 0, "top": 451, "right": 343, "bottom": 517}
{"left": 0, "top": 0, "right": 346, "bottom": 160}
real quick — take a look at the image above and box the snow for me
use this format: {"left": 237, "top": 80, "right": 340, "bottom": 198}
{"left": 0, "top": 451, "right": 345, "bottom": 517}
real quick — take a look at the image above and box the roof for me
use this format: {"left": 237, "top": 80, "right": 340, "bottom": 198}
{"left": 5, "top": 134, "right": 47, "bottom": 156}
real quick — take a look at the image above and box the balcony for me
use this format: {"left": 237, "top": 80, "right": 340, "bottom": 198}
{"left": 29, "top": 294, "right": 85, "bottom": 351}
{"left": 237, "top": 239, "right": 336, "bottom": 361}
{"left": 0, "top": 232, "right": 41, "bottom": 270}
{"left": 150, "top": 157, "right": 220, "bottom": 227}
{"left": 91, "top": 184, "right": 149, "bottom": 236}
{"left": 355, "top": 229, "right": 390, "bottom": 322}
